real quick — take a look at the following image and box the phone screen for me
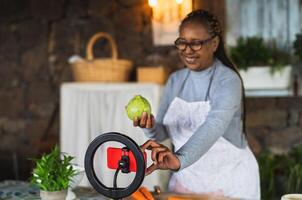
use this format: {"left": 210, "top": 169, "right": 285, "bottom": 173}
{"left": 107, "top": 147, "right": 146, "bottom": 172}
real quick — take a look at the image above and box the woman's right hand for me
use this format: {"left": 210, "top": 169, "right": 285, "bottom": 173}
{"left": 133, "top": 112, "right": 155, "bottom": 128}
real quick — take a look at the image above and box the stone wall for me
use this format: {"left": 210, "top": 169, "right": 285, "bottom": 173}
{"left": 0, "top": 0, "right": 182, "bottom": 181}
{"left": 246, "top": 97, "right": 302, "bottom": 155}
{"left": 0, "top": 0, "right": 301, "bottom": 181}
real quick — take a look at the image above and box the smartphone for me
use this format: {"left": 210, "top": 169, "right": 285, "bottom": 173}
{"left": 107, "top": 147, "right": 147, "bottom": 172}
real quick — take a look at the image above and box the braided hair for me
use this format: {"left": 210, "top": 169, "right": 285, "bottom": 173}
{"left": 180, "top": 9, "right": 247, "bottom": 136}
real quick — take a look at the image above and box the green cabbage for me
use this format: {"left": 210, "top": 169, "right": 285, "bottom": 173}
{"left": 126, "top": 95, "right": 151, "bottom": 120}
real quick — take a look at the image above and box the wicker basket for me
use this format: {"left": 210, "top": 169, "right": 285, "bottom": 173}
{"left": 137, "top": 66, "right": 169, "bottom": 85}
{"left": 70, "top": 32, "right": 133, "bottom": 82}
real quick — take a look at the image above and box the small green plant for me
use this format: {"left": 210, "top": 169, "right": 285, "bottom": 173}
{"left": 293, "top": 31, "right": 302, "bottom": 62}
{"left": 31, "top": 145, "right": 77, "bottom": 191}
{"left": 229, "top": 36, "right": 291, "bottom": 71}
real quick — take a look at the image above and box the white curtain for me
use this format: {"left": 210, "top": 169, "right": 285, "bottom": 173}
{"left": 226, "top": 0, "right": 302, "bottom": 50}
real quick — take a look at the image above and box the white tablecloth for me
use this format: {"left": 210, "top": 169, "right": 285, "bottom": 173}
{"left": 60, "top": 83, "right": 171, "bottom": 190}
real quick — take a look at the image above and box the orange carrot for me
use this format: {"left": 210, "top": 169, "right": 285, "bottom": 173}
{"left": 139, "top": 186, "right": 154, "bottom": 200}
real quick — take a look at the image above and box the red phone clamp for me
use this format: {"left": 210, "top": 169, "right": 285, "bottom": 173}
{"left": 118, "top": 147, "right": 130, "bottom": 173}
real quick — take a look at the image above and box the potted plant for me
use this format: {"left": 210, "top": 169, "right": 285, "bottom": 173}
{"left": 31, "top": 145, "right": 77, "bottom": 200}
{"left": 229, "top": 36, "right": 292, "bottom": 93}
{"left": 257, "top": 144, "right": 302, "bottom": 199}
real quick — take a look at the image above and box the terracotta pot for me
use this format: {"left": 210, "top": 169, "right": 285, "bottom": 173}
{"left": 40, "top": 190, "right": 68, "bottom": 200}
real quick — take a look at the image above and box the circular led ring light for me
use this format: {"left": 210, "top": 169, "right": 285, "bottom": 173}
{"left": 84, "top": 132, "right": 145, "bottom": 199}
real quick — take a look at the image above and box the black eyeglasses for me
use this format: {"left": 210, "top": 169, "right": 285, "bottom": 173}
{"left": 174, "top": 35, "right": 216, "bottom": 51}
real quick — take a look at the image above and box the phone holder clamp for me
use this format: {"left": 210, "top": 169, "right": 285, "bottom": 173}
{"left": 118, "top": 147, "right": 130, "bottom": 173}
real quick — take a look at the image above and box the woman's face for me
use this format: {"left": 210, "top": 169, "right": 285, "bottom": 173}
{"left": 177, "top": 22, "right": 219, "bottom": 71}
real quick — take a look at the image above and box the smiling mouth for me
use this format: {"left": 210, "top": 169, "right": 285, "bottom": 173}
{"left": 184, "top": 57, "right": 198, "bottom": 64}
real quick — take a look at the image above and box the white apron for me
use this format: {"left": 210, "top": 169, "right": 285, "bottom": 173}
{"left": 163, "top": 68, "right": 260, "bottom": 200}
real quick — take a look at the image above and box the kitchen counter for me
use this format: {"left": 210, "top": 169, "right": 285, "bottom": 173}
{"left": 0, "top": 180, "right": 108, "bottom": 200}
{"left": 73, "top": 188, "right": 238, "bottom": 200}
{"left": 0, "top": 181, "right": 238, "bottom": 200}
{"left": 154, "top": 192, "right": 238, "bottom": 200}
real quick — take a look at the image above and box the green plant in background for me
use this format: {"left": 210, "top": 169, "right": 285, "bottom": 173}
{"left": 258, "top": 150, "right": 277, "bottom": 200}
{"left": 285, "top": 145, "right": 302, "bottom": 193}
{"left": 229, "top": 36, "right": 291, "bottom": 71}
{"left": 257, "top": 144, "right": 302, "bottom": 199}
{"left": 293, "top": 31, "right": 302, "bottom": 62}
{"left": 229, "top": 37, "right": 270, "bottom": 70}
{"left": 31, "top": 145, "right": 77, "bottom": 191}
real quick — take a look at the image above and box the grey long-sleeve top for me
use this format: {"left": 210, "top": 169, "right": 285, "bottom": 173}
{"left": 143, "top": 59, "right": 247, "bottom": 171}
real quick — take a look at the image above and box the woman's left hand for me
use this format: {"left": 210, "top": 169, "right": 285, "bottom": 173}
{"left": 140, "top": 140, "right": 181, "bottom": 175}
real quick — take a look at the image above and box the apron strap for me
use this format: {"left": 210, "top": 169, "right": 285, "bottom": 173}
{"left": 205, "top": 63, "right": 217, "bottom": 101}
